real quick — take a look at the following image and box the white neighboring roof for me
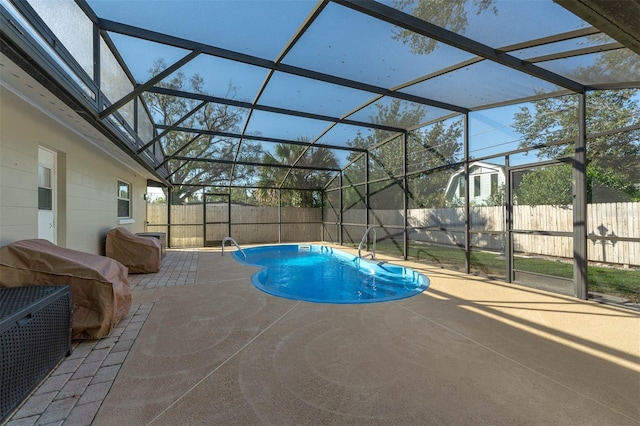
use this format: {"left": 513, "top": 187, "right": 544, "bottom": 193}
{"left": 445, "top": 161, "right": 506, "bottom": 200}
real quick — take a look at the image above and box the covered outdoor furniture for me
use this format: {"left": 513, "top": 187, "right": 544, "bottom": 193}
{"left": 135, "top": 232, "right": 166, "bottom": 258}
{"left": 0, "top": 239, "right": 131, "bottom": 339}
{"left": 106, "top": 227, "right": 162, "bottom": 273}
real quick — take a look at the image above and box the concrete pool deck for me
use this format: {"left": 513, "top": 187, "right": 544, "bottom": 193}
{"left": 4, "top": 245, "right": 639, "bottom": 425}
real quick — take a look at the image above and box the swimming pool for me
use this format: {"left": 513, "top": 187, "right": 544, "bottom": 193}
{"left": 232, "top": 244, "right": 429, "bottom": 304}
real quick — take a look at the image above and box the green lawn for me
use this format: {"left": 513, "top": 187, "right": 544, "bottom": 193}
{"left": 369, "top": 241, "right": 640, "bottom": 302}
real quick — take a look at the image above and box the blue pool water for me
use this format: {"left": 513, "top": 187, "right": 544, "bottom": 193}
{"left": 232, "top": 244, "right": 429, "bottom": 304}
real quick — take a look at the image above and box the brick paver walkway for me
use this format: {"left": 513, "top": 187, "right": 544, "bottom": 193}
{"left": 128, "top": 249, "right": 198, "bottom": 290}
{"left": 4, "top": 250, "right": 199, "bottom": 425}
{"left": 5, "top": 304, "right": 152, "bottom": 426}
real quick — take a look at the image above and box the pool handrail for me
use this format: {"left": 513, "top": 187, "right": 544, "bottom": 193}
{"left": 358, "top": 226, "right": 376, "bottom": 260}
{"left": 221, "top": 236, "right": 246, "bottom": 260}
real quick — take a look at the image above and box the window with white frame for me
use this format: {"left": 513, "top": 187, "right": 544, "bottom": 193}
{"left": 117, "top": 179, "right": 131, "bottom": 218}
{"left": 458, "top": 178, "right": 465, "bottom": 198}
{"left": 474, "top": 175, "right": 481, "bottom": 197}
{"left": 38, "top": 165, "right": 53, "bottom": 210}
{"left": 490, "top": 173, "right": 499, "bottom": 196}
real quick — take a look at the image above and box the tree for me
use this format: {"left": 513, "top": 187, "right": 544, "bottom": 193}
{"left": 570, "top": 37, "right": 640, "bottom": 86}
{"left": 485, "top": 183, "right": 506, "bottom": 207}
{"left": 514, "top": 164, "right": 572, "bottom": 206}
{"left": 512, "top": 89, "right": 640, "bottom": 202}
{"left": 345, "top": 99, "right": 425, "bottom": 187}
{"left": 406, "top": 119, "right": 464, "bottom": 208}
{"left": 344, "top": 100, "right": 426, "bottom": 209}
{"left": 150, "top": 196, "right": 166, "bottom": 205}
{"left": 344, "top": 99, "right": 463, "bottom": 208}
{"left": 392, "top": 0, "right": 497, "bottom": 54}
{"left": 143, "top": 59, "right": 262, "bottom": 204}
{"left": 253, "top": 141, "right": 339, "bottom": 207}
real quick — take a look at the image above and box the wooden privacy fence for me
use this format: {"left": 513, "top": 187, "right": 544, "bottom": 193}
{"left": 376, "top": 202, "right": 639, "bottom": 267}
{"left": 148, "top": 202, "right": 639, "bottom": 266}
{"left": 146, "top": 204, "right": 322, "bottom": 248}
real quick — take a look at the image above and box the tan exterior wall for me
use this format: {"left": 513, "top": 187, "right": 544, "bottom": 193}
{"left": 0, "top": 86, "right": 151, "bottom": 255}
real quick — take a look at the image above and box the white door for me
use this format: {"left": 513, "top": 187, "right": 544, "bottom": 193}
{"left": 38, "top": 146, "right": 56, "bottom": 243}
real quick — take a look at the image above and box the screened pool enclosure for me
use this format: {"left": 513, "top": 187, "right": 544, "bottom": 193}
{"left": 1, "top": 0, "right": 638, "bottom": 303}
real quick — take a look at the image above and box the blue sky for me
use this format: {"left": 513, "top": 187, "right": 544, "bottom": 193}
{"left": 85, "top": 0, "right": 638, "bottom": 171}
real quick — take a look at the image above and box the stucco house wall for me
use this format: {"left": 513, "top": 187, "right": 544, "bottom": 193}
{"left": 0, "top": 85, "right": 152, "bottom": 255}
